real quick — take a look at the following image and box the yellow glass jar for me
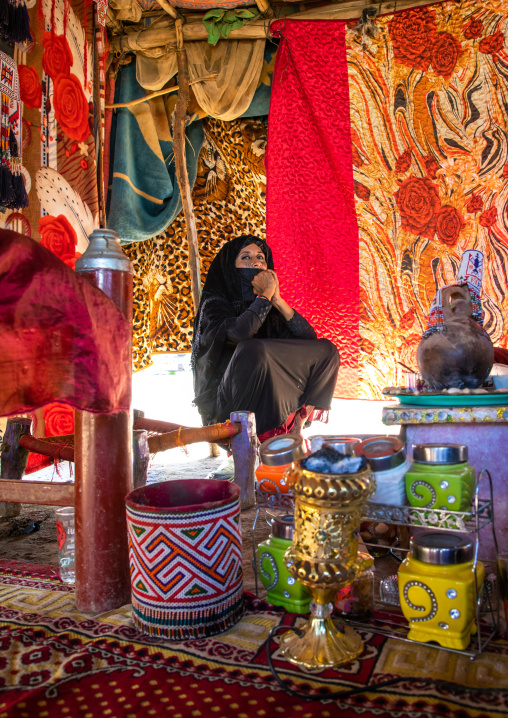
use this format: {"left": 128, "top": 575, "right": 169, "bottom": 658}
{"left": 398, "top": 532, "right": 484, "bottom": 650}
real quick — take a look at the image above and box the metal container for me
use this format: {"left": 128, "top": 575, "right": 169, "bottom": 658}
{"left": 75, "top": 229, "right": 132, "bottom": 274}
{"left": 399, "top": 531, "right": 484, "bottom": 650}
{"left": 271, "top": 514, "right": 294, "bottom": 540}
{"left": 259, "top": 433, "right": 306, "bottom": 467}
{"left": 258, "top": 514, "right": 311, "bottom": 613}
{"left": 413, "top": 444, "right": 468, "bottom": 465}
{"left": 410, "top": 532, "right": 474, "bottom": 565}
{"left": 308, "top": 436, "right": 361, "bottom": 455}
{"left": 355, "top": 436, "right": 405, "bottom": 471}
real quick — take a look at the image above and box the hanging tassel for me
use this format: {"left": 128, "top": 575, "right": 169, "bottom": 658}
{"left": 12, "top": 171, "right": 28, "bottom": 208}
{"left": 9, "top": 124, "right": 17, "bottom": 158}
{"left": 0, "top": 0, "right": 9, "bottom": 30}
{"left": 15, "top": 1, "right": 31, "bottom": 43}
{"left": 0, "top": 164, "right": 15, "bottom": 207}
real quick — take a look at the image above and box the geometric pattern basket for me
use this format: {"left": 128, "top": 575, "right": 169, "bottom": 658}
{"left": 126, "top": 479, "right": 244, "bottom": 640}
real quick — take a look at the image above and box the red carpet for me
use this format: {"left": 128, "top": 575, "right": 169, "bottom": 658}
{"left": 1, "top": 560, "right": 507, "bottom": 717}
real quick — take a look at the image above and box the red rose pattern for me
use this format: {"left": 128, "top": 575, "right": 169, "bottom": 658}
{"left": 395, "top": 176, "right": 441, "bottom": 239}
{"left": 463, "top": 18, "right": 483, "bottom": 40}
{"left": 395, "top": 148, "right": 412, "bottom": 173}
{"left": 479, "top": 32, "right": 505, "bottom": 57}
{"left": 479, "top": 206, "right": 497, "bottom": 228}
{"left": 53, "top": 73, "right": 90, "bottom": 142}
{"left": 424, "top": 156, "right": 440, "bottom": 179}
{"left": 431, "top": 32, "right": 462, "bottom": 79}
{"left": 466, "top": 194, "right": 483, "bottom": 213}
{"left": 354, "top": 181, "right": 371, "bottom": 201}
{"left": 42, "top": 32, "right": 73, "bottom": 80}
{"left": 43, "top": 402, "right": 75, "bottom": 437}
{"left": 435, "top": 205, "right": 464, "bottom": 246}
{"left": 389, "top": 7, "right": 437, "bottom": 72}
{"left": 39, "top": 214, "right": 78, "bottom": 266}
{"left": 18, "top": 65, "right": 42, "bottom": 109}
{"left": 503, "top": 163, "right": 508, "bottom": 179}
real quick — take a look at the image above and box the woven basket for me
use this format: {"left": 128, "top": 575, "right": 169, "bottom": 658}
{"left": 126, "top": 479, "right": 244, "bottom": 639}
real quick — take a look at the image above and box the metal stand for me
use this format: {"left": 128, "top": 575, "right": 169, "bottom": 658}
{"left": 348, "top": 468, "right": 500, "bottom": 659}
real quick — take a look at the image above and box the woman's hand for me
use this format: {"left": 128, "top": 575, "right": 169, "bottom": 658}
{"left": 267, "top": 271, "right": 295, "bottom": 321}
{"left": 252, "top": 270, "right": 276, "bottom": 301}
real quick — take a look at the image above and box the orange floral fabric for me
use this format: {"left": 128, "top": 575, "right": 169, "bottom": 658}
{"left": 346, "top": 0, "right": 508, "bottom": 397}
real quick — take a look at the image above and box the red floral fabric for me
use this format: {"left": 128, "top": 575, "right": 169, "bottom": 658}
{"left": 266, "top": 20, "right": 360, "bottom": 398}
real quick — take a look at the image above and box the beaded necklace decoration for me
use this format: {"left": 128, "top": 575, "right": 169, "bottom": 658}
{"left": 422, "top": 249, "right": 485, "bottom": 339}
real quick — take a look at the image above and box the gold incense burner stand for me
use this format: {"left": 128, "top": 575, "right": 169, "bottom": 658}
{"left": 281, "top": 464, "right": 375, "bottom": 670}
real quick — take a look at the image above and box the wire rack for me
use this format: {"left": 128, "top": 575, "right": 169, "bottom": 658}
{"left": 251, "top": 469, "right": 501, "bottom": 658}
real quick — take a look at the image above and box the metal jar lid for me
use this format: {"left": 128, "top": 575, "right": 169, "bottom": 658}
{"left": 270, "top": 514, "right": 294, "bottom": 540}
{"left": 308, "top": 436, "right": 361, "bottom": 456}
{"left": 410, "top": 532, "right": 474, "bottom": 564}
{"left": 75, "top": 229, "right": 133, "bottom": 274}
{"left": 259, "top": 433, "right": 306, "bottom": 467}
{"left": 412, "top": 444, "right": 468, "bottom": 465}
{"left": 354, "top": 436, "right": 405, "bottom": 472}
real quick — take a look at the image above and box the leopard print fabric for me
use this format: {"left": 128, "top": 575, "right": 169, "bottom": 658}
{"left": 123, "top": 117, "right": 267, "bottom": 371}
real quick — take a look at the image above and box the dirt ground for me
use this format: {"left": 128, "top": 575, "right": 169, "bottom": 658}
{"left": 0, "top": 456, "right": 272, "bottom": 597}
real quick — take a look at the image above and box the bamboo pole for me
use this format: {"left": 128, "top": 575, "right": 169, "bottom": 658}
{"left": 172, "top": 18, "right": 202, "bottom": 313}
{"left": 110, "top": 0, "right": 445, "bottom": 52}
{"left": 254, "top": 0, "right": 274, "bottom": 18}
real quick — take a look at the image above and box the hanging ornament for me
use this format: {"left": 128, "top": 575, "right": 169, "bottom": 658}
{"left": 0, "top": 51, "right": 28, "bottom": 209}
{"left": 0, "top": 0, "right": 31, "bottom": 45}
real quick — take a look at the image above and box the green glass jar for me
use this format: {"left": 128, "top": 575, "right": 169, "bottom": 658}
{"left": 258, "top": 515, "right": 311, "bottom": 613}
{"left": 406, "top": 444, "right": 475, "bottom": 512}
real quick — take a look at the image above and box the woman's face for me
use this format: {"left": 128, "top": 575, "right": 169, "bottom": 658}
{"left": 235, "top": 243, "right": 267, "bottom": 269}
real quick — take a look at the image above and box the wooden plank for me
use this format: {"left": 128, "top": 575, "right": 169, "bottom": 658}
{"left": 111, "top": 0, "right": 444, "bottom": 51}
{"left": 0, "top": 479, "right": 75, "bottom": 506}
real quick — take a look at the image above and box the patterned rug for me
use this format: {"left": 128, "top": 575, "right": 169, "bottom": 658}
{"left": 1, "top": 560, "right": 508, "bottom": 717}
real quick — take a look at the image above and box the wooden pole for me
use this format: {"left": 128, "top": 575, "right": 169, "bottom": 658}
{"left": 110, "top": 0, "right": 444, "bottom": 52}
{"left": 172, "top": 18, "right": 202, "bottom": 313}
{"left": 0, "top": 417, "right": 31, "bottom": 518}
{"left": 147, "top": 421, "right": 241, "bottom": 454}
{"left": 0, "top": 480, "right": 75, "bottom": 506}
{"left": 74, "top": 229, "right": 133, "bottom": 613}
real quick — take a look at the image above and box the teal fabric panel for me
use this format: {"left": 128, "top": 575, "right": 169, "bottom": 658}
{"left": 107, "top": 62, "right": 204, "bottom": 244}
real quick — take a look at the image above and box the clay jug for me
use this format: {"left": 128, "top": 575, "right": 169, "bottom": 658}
{"left": 417, "top": 284, "right": 494, "bottom": 390}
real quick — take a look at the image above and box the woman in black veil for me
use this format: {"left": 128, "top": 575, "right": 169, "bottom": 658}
{"left": 191, "top": 234, "right": 340, "bottom": 440}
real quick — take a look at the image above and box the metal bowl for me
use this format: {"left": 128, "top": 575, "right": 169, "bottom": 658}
{"left": 308, "top": 435, "right": 361, "bottom": 456}
{"left": 354, "top": 436, "right": 405, "bottom": 472}
{"left": 412, "top": 444, "right": 468, "bottom": 465}
{"left": 259, "top": 433, "right": 306, "bottom": 467}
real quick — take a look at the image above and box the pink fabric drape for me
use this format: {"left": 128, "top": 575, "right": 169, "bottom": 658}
{"left": 266, "top": 20, "right": 360, "bottom": 398}
{"left": 0, "top": 230, "right": 131, "bottom": 417}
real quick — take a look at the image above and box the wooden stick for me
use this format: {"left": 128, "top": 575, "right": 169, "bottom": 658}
{"left": 254, "top": 0, "right": 274, "bottom": 18}
{"left": 104, "top": 74, "right": 217, "bottom": 109}
{"left": 110, "top": 0, "right": 443, "bottom": 51}
{"left": 0, "top": 479, "right": 75, "bottom": 506}
{"left": 0, "top": 417, "right": 31, "bottom": 518}
{"left": 19, "top": 435, "right": 75, "bottom": 463}
{"left": 157, "top": 0, "right": 179, "bottom": 19}
{"left": 148, "top": 421, "right": 241, "bottom": 454}
{"left": 134, "top": 417, "right": 188, "bottom": 433}
{"left": 172, "top": 18, "right": 202, "bottom": 313}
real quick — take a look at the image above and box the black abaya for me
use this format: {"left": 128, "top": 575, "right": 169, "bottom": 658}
{"left": 191, "top": 235, "right": 340, "bottom": 434}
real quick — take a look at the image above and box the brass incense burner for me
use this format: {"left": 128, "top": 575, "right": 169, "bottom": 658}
{"left": 281, "top": 462, "right": 375, "bottom": 669}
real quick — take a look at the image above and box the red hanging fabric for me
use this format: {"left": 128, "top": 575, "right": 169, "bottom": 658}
{"left": 266, "top": 20, "right": 359, "bottom": 398}
{"left": 0, "top": 229, "right": 131, "bottom": 417}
